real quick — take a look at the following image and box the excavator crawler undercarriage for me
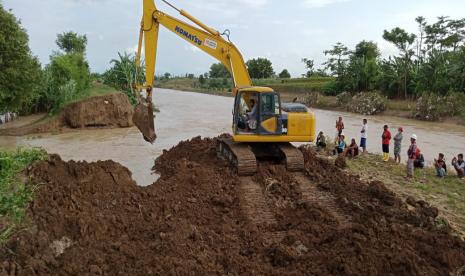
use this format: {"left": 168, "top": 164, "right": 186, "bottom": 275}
{"left": 217, "top": 138, "right": 304, "bottom": 176}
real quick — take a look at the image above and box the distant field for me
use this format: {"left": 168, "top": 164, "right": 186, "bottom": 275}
{"left": 154, "top": 76, "right": 334, "bottom": 95}
{"left": 254, "top": 77, "right": 333, "bottom": 93}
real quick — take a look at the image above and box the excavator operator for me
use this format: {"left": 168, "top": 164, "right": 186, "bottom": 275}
{"left": 246, "top": 98, "right": 258, "bottom": 130}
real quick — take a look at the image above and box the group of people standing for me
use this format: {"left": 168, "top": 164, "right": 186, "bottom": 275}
{"left": 0, "top": 112, "right": 17, "bottom": 125}
{"left": 315, "top": 116, "right": 465, "bottom": 180}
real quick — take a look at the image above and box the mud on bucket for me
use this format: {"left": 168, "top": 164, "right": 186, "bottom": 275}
{"left": 133, "top": 102, "right": 156, "bottom": 143}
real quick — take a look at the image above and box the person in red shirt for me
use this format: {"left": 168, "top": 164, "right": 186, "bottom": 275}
{"left": 381, "top": 124, "right": 391, "bottom": 162}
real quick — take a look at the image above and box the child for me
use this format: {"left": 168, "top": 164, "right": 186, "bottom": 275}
{"left": 347, "top": 138, "right": 359, "bottom": 157}
{"left": 452, "top": 154, "right": 465, "bottom": 179}
{"left": 333, "top": 134, "right": 346, "bottom": 155}
{"left": 434, "top": 153, "right": 447, "bottom": 178}
{"left": 316, "top": 131, "right": 327, "bottom": 148}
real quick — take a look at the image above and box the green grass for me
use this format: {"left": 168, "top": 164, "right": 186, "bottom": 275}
{"left": 346, "top": 153, "right": 465, "bottom": 236}
{"left": 154, "top": 77, "right": 334, "bottom": 95}
{"left": 385, "top": 99, "right": 415, "bottom": 112}
{"left": 0, "top": 148, "right": 47, "bottom": 243}
{"left": 83, "top": 82, "right": 119, "bottom": 97}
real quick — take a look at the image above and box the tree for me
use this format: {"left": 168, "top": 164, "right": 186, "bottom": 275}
{"left": 0, "top": 4, "right": 43, "bottom": 113}
{"left": 323, "top": 42, "right": 351, "bottom": 77}
{"left": 56, "top": 31, "right": 87, "bottom": 54}
{"left": 246, "top": 58, "right": 275, "bottom": 79}
{"left": 36, "top": 30, "right": 92, "bottom": 113}
{"left": 354, "top": 40, "right": 380, "bottom": 60}
{"left": 164, "top": 72, "right": 171, "bottom": 79}
{"left": 209, "top": 63, "right": 230, "bottom": 78}
{"left": 198, "top": 74, "right": 206, "bottom": 85}
{"left": 302, "top": 58, "right": 314, "bottom": 77}
{"left": 348, "top": 41, "right": 380, "bottom": 91}
{"left": 383, "top": 27, "right": 416, "bottom": 98}
{"left": 278, "top": 69, "right": 291, "bottom": 78}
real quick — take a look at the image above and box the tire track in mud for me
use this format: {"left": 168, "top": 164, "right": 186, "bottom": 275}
{"left": 293, "top": 172, "right": 352, "bottom": 228}
{"left": 239, "top": 176, "right": 285, "bottom": 244}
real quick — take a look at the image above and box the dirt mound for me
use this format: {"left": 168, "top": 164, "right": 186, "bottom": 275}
{"left": 1, "top": 137, "right": 465, "bottom": 274}
{"left": 0, "top": 93, "right": 134, "bottom": 136}
{"left": 59, "top": 93, "right": 133, "bottom": 128}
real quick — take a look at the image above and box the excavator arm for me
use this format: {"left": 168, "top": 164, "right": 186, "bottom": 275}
{"left": 133, "top": 0, "right": 252, "bottom": 143}
{"left": 136, "top": 0, "right": 252, "bottom": 90}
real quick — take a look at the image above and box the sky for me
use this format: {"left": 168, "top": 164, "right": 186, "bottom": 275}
{"left": 3, "top": 0, "right": 465, "bottom": 77}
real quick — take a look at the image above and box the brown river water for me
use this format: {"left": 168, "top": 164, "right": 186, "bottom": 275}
{"left": 1, "top": 88, "right": 465, "bottom": 185}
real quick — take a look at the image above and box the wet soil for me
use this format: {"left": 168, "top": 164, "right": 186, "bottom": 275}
{"left": 0, "top": 93, "right": 133, "bottom": 136}
{"left": 1, "top": 136, "right": 465, "bottom": 275}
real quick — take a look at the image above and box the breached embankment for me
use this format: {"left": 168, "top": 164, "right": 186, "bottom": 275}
{"left": 0, "top": 93, "right": 134, "bottom": 136}
{"left": 0, "top": 136, "right": 464, "bottom": 274}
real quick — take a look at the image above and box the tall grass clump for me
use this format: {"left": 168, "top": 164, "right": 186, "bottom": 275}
{"left": 0, "top": 148, "right": 47, "bottom": 243}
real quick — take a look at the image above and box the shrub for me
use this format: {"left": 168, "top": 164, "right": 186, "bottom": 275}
{"left": 301, "top": 92, "right": 320, "bottom": 107}
{"left": 349, "top": 92, "right": 387, "bottom": 115}
{"left": 413, "top": 92, "right": 465, "bottom": 121}
{"left": 337, "top": 91, "right": 387, "bottom": 115}
{"left": 444, "top": 92, "right": 465, "bottom": 116}
{"left": 336, "top": 91, "right": 352, "bottom": 107}
{"left": 321, "top": 80, "right": 340, "bottom": 96}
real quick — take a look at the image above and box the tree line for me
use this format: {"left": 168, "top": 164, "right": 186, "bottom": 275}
{"left": 2, "top": 2, "right": 463, "bottom": 116}
{"left": 318, "top": 16, "right": 465, "bottom": 99}
{"left": 0, "top": 4, "right": 91, "bottom": 114}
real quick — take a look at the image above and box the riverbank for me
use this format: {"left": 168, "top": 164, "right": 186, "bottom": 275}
{"left": 1, "top": 138, "right": 465, "bottom": 274}
{"left": 154, "top": 78, "right": 465, "bottom": 126}
{"left": 0, "top": 90, "right": 134, "bottom": 136}
{"left": 343, "top": 152, "right": 465, "bottom": 238}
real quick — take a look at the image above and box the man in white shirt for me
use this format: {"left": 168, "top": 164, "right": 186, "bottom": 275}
{"left": 360, "top": 118, "right": 368, "bottom": 153}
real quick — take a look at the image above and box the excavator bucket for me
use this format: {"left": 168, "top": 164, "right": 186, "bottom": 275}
{"left": 133, "top": 102, "right": 156, "bottom": 143}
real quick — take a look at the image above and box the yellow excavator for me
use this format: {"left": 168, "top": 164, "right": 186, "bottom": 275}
{"left": 133, "top": 0, "right": 316, "bottom": 175}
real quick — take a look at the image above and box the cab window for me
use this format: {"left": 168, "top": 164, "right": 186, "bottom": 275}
{"left": 261, "top": 94, "right": 274, "bottom": 114}
{"left": 260, "top": 93, "right": 280, "bottom": 114}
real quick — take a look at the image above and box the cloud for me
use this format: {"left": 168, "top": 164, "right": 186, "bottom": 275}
{"left": 184, "top": 45, "right": 201, "bottom": 53}
{"left": 236, "top": 0, "right": 268, "bottom": 8}
{"left": 182, "top": 0, "right": 268, "bottom": 18}
{"left": 302, "top": 0, "right": 349, "bottom": 8}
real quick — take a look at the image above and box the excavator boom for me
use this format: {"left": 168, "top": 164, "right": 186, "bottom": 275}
{"left": 133, "top": 0, "right": 254, "bottom": 142}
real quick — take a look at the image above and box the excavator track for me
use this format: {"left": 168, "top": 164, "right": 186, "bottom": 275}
{"left": 218, "top": 139, "right": 305, "bottom": 175}
{"left": 277, "top": 143, "right": 304, "bottom": 172}
{"left": 217, "top": 138, "right": 257, "bottom": 176}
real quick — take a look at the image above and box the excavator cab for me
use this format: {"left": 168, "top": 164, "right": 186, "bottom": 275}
{"left": 233, "top": 88, "right": 283, "bottom": 136}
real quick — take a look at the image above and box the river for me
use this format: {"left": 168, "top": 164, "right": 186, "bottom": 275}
{"left": 1, "top": 88, "right": 464, "bottom": 185}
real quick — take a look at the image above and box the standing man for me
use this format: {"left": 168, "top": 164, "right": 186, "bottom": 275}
{"left": 393, "top": 127, "right": 404, "bottom": 163}
{"left": 335, "top": 116, "right": 345, "bottom": 136}
{"left": 381, "top": 125, "right": 391, "bottom": 162}
{"left": 406, "top": 134, "right": 418, "bottom": 178}
{"left": 360, "top": 118, "right": 368, "bottom": 153}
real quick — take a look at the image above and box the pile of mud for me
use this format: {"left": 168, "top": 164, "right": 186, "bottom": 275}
{"left": 59, "top": 92, "right": 133, "bottom": 128}
{"left": 1, "top": 137, "right": 464, "bottom": 274}
{"left": 0, "top": 93, "right": 134, "bottom": 136}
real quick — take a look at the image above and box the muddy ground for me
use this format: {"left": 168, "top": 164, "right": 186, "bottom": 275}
{"left": 1, "top": 136, "right": 465, "bottom": 275}
{"left": 0, "top": 93, "right": 133, "bottom": 136}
